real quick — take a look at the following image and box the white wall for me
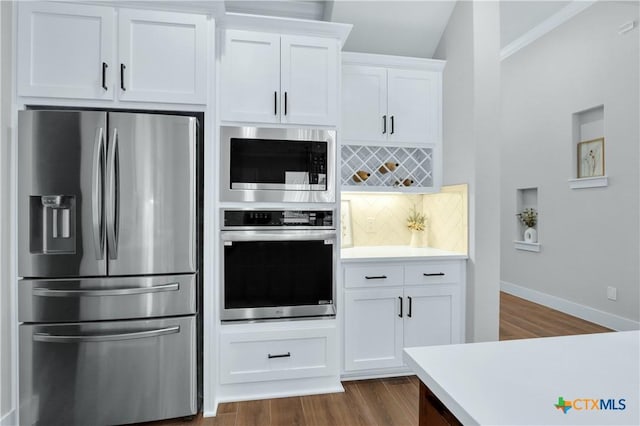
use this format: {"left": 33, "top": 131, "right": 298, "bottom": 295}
{"left": 434, "top": 1, "right": 501, "bottom": 342}
{"left": 0, "top": 1, "right": 14, "bottom": 422}
{"left": 501, "top": 1, "right": 639, "bottom": 327}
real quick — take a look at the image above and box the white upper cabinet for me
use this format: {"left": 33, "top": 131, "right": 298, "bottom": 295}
{"left": 118, "top": 9, "right": 207, "bottom": 104}
{"left": 342, "top": 54, "right": 444, "bottom": 146}
{"left": 221, "top": 30, "right": 281, "bottom": 123}
{"left": 221, "top": 30, "right": 339, "bottom": 126}
{"left": 17, "top": 3, "right": 208, "bottom": 105}
{"left": 280, "top": 35, "right": 338, "bottom": 125}
{"left": 342, "top": 65, "right": 387, "bottom": 143}
{"left": 17, "top": 2, "right": 115, "bottom": 100}
{"left": 387, "top": 69, "right": 441, "bottom": 145}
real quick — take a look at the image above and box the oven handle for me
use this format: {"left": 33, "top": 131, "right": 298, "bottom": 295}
{"left": 221, "top": 230, "right": 336, "bottom": 243}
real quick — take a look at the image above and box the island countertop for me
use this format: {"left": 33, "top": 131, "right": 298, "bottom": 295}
{"left": 341, "top": 245, "right": 468, "bottom": 262}
{"left": 404, "top": 331, "right": 639, "bottom": 425}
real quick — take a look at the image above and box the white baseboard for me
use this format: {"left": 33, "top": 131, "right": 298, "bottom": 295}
{"left": 203, "top": 409, "right": 217, "bottom": 418}
{"left": 0, "top": 409, "right": 17, "bottom": 426}
{"left": 501, "top": 281, "right": 640, "bottom": 331}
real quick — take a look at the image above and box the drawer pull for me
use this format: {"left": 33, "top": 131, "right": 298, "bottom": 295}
{"left": 268, "top": 352, "right": 291, "bottom": 359}
{"left": 33, "top": 283, "right": 179, "bottom": 297}
{"left": 423, "top": 273, "right": 445, "bottom": 277}
{"left": 33, "top": 326, "right": 179, "bottom": 343}
{"left": 365, "top": 275, "right": 387, "bottom": 280}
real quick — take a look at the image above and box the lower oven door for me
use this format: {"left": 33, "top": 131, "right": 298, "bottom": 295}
{"left": 221, "top": 230, "right": 336, "bottom": 321}
{"left": 19, "top": 316, "right": 196, "bottom": 426}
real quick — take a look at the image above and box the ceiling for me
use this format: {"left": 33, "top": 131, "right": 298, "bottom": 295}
{"left": 224, "top": 0, "right": 581, "bottom": 57}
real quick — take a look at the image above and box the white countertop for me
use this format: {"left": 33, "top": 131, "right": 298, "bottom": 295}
{"left": 341, "top": 245, "right": 467, "bottom": 262}
{"left": 404, "top": 331, "right": 640, "bottom": 425}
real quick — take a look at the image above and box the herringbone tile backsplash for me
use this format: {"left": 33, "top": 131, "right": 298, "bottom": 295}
{"left": 342, "top": 184, "right": 467, "bottom": 253}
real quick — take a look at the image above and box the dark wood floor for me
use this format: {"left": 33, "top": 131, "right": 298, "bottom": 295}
{"left": 141, "top": 292, "right": 612, "bottom": 426}
{"left": 499, "top": 291, "right": 611, "bottom": 340}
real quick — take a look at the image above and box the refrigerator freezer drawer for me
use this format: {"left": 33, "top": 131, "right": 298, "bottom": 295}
{"left": 19, "top": 274, "right": 196, "bottom": 323}
{"left": 19, "top": 316, "right": 197, "bottom": 426}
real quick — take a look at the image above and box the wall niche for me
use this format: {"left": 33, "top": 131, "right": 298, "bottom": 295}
{"left": 514, "top": 187, "right": 540, "bottom": 252}
{"left": 569, "top": 105, "right": 608, "bottom": 189}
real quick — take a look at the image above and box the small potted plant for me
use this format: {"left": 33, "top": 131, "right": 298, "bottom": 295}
{"left": 407, "top": 206, "right": 426, "bottom": 247}
{"left": 517, "top": 208, "right": 538, "bottom": 243}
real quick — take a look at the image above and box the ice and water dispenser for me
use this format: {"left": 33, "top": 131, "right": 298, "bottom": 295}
{"left": 29, "top": 195, "right": 76, "bottom": 254}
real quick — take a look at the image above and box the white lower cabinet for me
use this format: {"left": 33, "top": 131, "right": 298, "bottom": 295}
{"left": 218, "top": 320, "right": 340, "bottom": 400}
{"left": 344, "top": 288, "right": 404, "bottom": 371}
{"left": 403, "top": 285, "right": 462, "bottom": 348}
{"left": 343, "top": 259, "right": 465, "bottom": 375}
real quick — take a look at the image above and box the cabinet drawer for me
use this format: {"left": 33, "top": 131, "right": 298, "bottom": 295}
{"left": 220, "top": 326, "right": 336, "bottom": 384}
{"left": 344, "top": 264, "right": 403, "bottom": 288}
{"left": 404, "top": 262, "right": 461, "bottom": 285}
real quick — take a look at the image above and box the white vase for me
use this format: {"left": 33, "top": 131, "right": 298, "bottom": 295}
{"left": 524, "top": 227, "right": 537, "bottom": 243}
{"left": 409, "top": 230, "right": 422, "bottom": 247}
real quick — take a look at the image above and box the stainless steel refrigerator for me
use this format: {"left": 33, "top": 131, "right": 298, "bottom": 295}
{"left": 18, "top": 110, "right": 198, "bottom": 426}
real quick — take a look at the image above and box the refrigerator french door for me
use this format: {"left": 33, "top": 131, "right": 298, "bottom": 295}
{"left": 18, "top": 110, "right": 198, "bottom": 426}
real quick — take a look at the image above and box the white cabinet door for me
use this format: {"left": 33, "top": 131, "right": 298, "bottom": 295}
{"left": 342, "top": 65, "right": 387, "bottom": 143}
{"left": 344, "top": 288, "right": 403, "bottom": 371}
{"left": 118, "top": 9, "right": 207, "bottom": 104}
{"left": 220, "top": 30, "right": 281, "bottom": 123}
{"left": 281, "top": 35, "right": 338, "bottom": 125}
{"left": 403, "top": 285, "right": 462, "bottom": 349}
{"left": 387, "top": 69, "right": 441, "bottom": 145}
{"left": 17, "top": 2, "right": 115, "bottom": 100}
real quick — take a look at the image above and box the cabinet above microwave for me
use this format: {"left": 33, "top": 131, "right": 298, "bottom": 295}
{"left": 220, "top": 30, "right": 339, "bottom": 126}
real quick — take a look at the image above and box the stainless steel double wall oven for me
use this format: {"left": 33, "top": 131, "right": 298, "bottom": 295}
{"left": 18, "top": 110, "right": 199, "bottom": 426}
{"left": 220, "top": 126, "right": 337, "bottom": 322}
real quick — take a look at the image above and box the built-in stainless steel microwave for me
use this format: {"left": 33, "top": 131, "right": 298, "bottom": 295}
{"left": 220, "top": 126, "right": 336, "bottom": 203}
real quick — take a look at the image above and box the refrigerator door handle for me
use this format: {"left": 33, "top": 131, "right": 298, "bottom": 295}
{"left": 106, "top": 128, "right": 119, "bottom": 259}
{"left": 33, "top": 326, "right": 180, "bottom": 343}
{"left": 33, "top": 282, "right": 180, "bottom": 297}
{"left": 92, "top": 127, "right": 105, "bottom": 260}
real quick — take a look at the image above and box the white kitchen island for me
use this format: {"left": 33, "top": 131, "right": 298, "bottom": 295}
{"left": 404, "top": 331, "right": 639, "bottom": 425}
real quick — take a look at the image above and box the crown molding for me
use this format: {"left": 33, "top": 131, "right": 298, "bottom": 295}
{"left": 500, "top": 0, "right": 597, "bottom": 61}
{"left": 342, "top": 51, "right": 446, "bottom": 71}
{"left": 219, "top": 12, "right": 352, "bottom": 46}
{"left": 225, "top": 0, "right": 325, "bottom": 21}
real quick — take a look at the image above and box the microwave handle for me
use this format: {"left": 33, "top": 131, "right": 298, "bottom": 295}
{"left": 221, "top": 230, "right": 336, "bottom": 243}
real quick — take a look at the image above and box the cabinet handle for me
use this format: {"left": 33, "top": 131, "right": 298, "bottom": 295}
{"left": 408, "top": 296, "right": 412, "bottom": 318}
{"left": 382, "top": 115, "right": 387, "bottom": 134}
{"left": 274, "top": 91, "right": 278, "bottom": 115}
{"left": 390, "top": 116, "right": 395, "bottom": 134}
{"left": 398, "top": 296, "right": 403, "bottom": 318}
{"left": 268, "top": 352, "right": 291, "bottom": 359}
{"left": 423, "top": 272, "right": 445, "bottom": 277}
{"left": 284, "top": 92, "right": 288, "bottom": 115}
{"left": 120, "top": 64, "right": 126, "bottom": 91}
{"left": 101, "top": 62, "right": 108, "bottom": 91}
{"left": 365, "top": 275, "right": 387, "bottom": 280}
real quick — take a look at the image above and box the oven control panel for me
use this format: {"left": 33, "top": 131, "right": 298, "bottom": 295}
{"left": 223, "top": 210, "right": 334, "bottom": 228}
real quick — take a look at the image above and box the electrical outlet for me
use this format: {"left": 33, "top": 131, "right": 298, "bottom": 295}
{"left": 365, "top": 217, "right": 376, "bottom": 233}
{"left": 607, "top": 286, "right": 617, "bottom": 301}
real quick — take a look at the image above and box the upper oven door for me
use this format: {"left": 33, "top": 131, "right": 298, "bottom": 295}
{"left": 221, "top": 126, "right": 336, "bottom": 203}
{"left": 220, "top": 230, "right": 336, "bottom": 321}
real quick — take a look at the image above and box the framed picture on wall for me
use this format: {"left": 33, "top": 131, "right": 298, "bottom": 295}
{"left": 340, "top": 200, "right": 353, "bottom": 248}
{"left": 577, "top": 137, "right": 605, "bottom": 178}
